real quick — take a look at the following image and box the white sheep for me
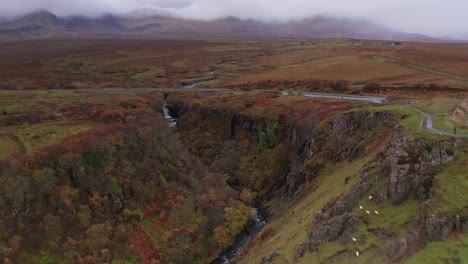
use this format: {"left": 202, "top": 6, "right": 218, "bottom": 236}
{"left": 356, "top": 251, "right": 360, "bottom": 257}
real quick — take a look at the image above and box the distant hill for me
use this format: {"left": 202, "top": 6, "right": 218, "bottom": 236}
{"left": 0, "top": 10, "right": 443, "bottom": 42}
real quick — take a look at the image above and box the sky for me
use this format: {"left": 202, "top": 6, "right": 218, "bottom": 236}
{"left": 1, "top": 0, "right": 467, "bottom": 38}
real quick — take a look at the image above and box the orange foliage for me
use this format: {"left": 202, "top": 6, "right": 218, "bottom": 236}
{"left": 256, "top": 225, "right": 273, "bottom": 242}
{"left": 131, "top": 227, "right": 162, "bottom": 264}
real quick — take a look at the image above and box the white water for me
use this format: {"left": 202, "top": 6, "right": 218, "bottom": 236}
{"left": 212, "top": 206, "right": 267, "bottom": 264}
{"left": 162, "top": 100, "right": 177, "bottom": 128}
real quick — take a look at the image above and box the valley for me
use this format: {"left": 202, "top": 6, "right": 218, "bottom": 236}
{"left": 0, "top": 37, "right": 467, "bottom": 264}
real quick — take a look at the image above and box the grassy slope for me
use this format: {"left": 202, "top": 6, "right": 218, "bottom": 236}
{"left": 0, "top": 90, "right": 160, "bottom": 158}
{"left": 404, "top": 235, "right": 468, "bottom": 264}
{"left": 16, "top": 121, "right": 92, "bottom": 153}
{"left": 241, "top": 156, "right": 373, "bottom": 263}
{"left": 412, "top": 98, "right": 468, "bottom": 134}
{"left": 240, "top": 103, "right": 467, "bottom": 264}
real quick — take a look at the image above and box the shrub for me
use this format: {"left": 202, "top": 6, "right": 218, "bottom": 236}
{"left": 256, "top": 225, "right": 273, "bottom": 241}
{"left": 362, "top": 82, "right": 381, "bottom": 93}
{"left": 425, "top": 142, "right": 434, "bottom": 153}
{"left": 445, "top": 148, "right": 455, "bottom": 156}
{"left": 259, "top": 132, "right": 268, "bottom": 150}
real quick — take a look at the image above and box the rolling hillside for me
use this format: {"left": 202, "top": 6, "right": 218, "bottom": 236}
{"left": 0, "top": 10, "right": 441, "bottom": 42}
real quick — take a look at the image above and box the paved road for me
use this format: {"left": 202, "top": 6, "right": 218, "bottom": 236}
{"left": 4, "top": 87, "right": 466, "bottom": 137}
{"left": 410, "top": 107, "right": 468, "bottom": 137}
{"left": 280, "top": 91, "right": 386, "bottom": 103}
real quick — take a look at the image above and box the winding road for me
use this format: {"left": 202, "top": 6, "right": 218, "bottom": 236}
{"left": 409, "top": 107, "right": 468, "bottom": 138}
{"left": 3, "top": 87, "right": 466, "bottom": 137}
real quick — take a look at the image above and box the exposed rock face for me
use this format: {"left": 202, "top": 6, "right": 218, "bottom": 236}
{"left": 330, "top": 179, "right": 370, "bottom": 217}
{"left": 308, "top": 214, "right": 361, "bottom": 252}
{"left": 380, "top": 128, "right": 456, "bottom": 205}
{"left": 328, "top": 111, "right": 393, "bottom": 162}
{"left": 331, "top": 111, "right": 392, "bottom": 136}
{"left": 287, "top": 111, "right": 394, "bottom": 195}
{"left": 424, "top": 214, "right": 453, "bottom": 240}
{"left": 260, "top": 251, "right": 278, "bottom": 264}
{"left": 308, "top": 170, "right": 370, "bottom": 252}
{"left": 385, "top": 233, "right": 424, "bottom": 262}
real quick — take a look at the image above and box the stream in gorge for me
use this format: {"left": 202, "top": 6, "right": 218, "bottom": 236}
{"left": 162, "top": 99, "right": 268, "bottom": 263}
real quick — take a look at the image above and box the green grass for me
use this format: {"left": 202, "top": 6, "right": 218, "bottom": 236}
{"left": 367, "top": 104, "right": 450, "bottom": 140}
{"left": 0, "top": 136, "right": 20, "bottom": 159}
{"left": 361, "top": 200, "right": 421, "bottom": 233}
{"left": 171, "top": 60, "right": 188, "bottom": 67}
{"left": 5, "top": 102, "right": 42, "bottom": 114}
{"left": 412, "top": 98, "right": 468, "bottom": 134}
{"left": 404, "top": 235, "right": 468, "bottom": 264}
{"left": 412, "top": 98, "right": 460, "bottom": 114}
{"left": 16, "top": 122, "right": 91, "bottom": 152}
{"left": 433, "top": 113, "right": 468, "bottom": 134}
{"left": 425, "top": 153, "right": 468, "bottom": 215}
{"left": 131, "top": 67, "right": 166, "bottom": 80}
{"left": 241, "top": 155, "right": 373, "bottom": 263}
{"left": 31, "top": 251, "right": 60, "bottom": 264}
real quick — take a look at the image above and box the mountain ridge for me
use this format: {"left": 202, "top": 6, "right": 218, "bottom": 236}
{"left": 0, "top": 10, "right": 445, "bottom": 42}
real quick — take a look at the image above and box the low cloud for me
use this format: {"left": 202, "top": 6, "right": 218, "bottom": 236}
{"left": 1, "top": 0, "right": 467, "bottom": 38}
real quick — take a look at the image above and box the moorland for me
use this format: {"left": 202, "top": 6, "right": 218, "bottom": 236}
{"left": 0, "top": 37, "right": 467, "bottom": 264}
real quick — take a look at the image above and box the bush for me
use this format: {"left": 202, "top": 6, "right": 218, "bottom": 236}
{"left": 256, "top": 225, "right": 273, "bottom": 241}
{"left": 425, "top": 142, "right": 434, "bottom": 153}
{"left": 362, "top": 82, "right": 381, "bottom": 93}
{"left": 259, "top": 132, "right": 268, "bottom": 150}
{"left": 329, "top": 80, "right": 349, "bottom": 92}
{"left": 445, "top": 148, "right": 455, "bottom": 156}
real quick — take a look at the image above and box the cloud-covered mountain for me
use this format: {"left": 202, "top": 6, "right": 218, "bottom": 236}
{"left": 0, "top": 10, "right": 442, "bottom": 42}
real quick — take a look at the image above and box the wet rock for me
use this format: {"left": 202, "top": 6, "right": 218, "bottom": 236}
{"left": 331, "top": 181, "right": 370, "bottom": 217}
{"left": 425, "top": 214, "right": 452, "bottom": 240}
{"left": 341, "top": 216, "right": 360, "bottom": 244}
{"left": 309, "top": 226, "right": 327, "bottom": 252}
{"left": 260, "top": 251, "right": 278, "bottom": 264}
{"left": 380, "top": 130, "right": 456, "bottom": 205}
{"left": 372, "top": 228, "right": 394, "bottom": 237}
{"left": 295, "top": 244, "right": 307, "bottom": 261}
{"left": 331, "top": 111, "right": 392, "bottom": 136}
{"left": 385, "top": 233, "right": 424, "bottom": 262}
{"left": 454, "top": 215, "right": 462, "bottom": 230}
{"left": 328, "top": 215, "right": 350, "bottom": 241}
{"left": 309, "top": 214, "right": 360, "bottom": 251}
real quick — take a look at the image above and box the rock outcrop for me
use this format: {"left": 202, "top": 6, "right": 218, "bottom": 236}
{"left": 380, "top": 127, "right": 457, "bottom": 205}
{"left": 308, "top": 170, "right": 371, "bottom": 252}
{"left": 424, "top": 214, "right": 453, "bottom": 241}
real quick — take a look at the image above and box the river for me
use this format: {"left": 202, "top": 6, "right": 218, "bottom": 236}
{"left": 161, "top": 102, "right": 268, "bottom": 263}
{"left": 211, "top": 204, "right": 268, "bottom": 264}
